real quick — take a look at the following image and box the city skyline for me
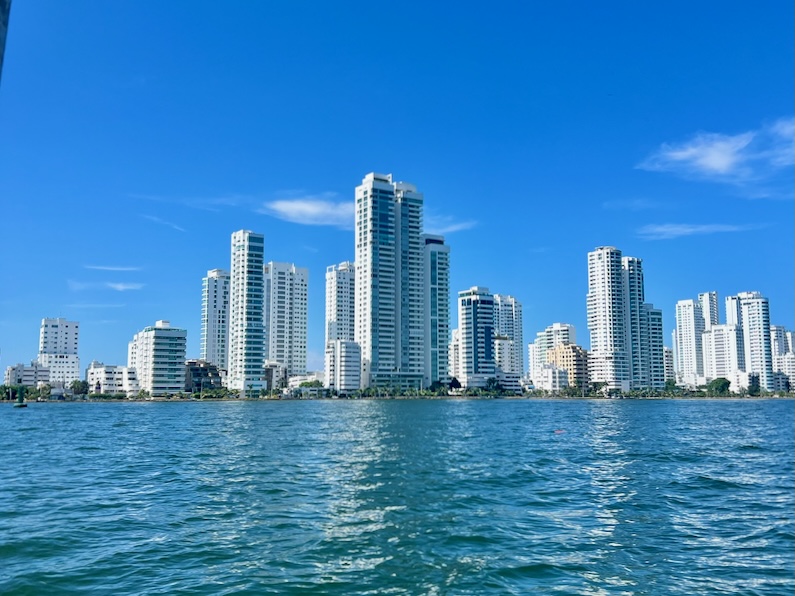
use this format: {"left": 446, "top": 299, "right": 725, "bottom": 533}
{"left": 0, "top": 2, "right": 792, "bottom": 370}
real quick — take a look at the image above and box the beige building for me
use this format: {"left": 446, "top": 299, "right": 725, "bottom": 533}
{"left": 547, "top": 344, "right": 589, "bottom": 389}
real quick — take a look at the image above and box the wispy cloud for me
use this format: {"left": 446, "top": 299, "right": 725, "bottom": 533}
{"left": 106, "top": 282, "right": 145, "bottom": 292}
{"left": 131, "top": 193, "right": 251, "bottom": 212}
{"left": 68, "top": 280, "right": 145, "bottom": 292}
{"left": 259, "top": 193, "right": 355, "bottom": 229}
{"left": 602, "top": 198, "right": 666, "bottom": 211}
{"left": 84, "top": 265, "right": 142, "bottom": 272}
{"left": 637, "top": 117, "right": 794, "bottom": 193}
{"left": 424, "top": 214, "right": 477, "bottom": 235}
{"left": 142, "top": 215, "right": 186, "bottom": 232}
{"left": 636, "top": 223, "right": 763, "bottom": 240}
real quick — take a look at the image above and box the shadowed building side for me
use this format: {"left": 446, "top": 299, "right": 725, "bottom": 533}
{"left": 0, "top": 0, "right": 10, "bottom": 85}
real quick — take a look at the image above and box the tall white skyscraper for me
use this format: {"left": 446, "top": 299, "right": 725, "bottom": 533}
{"left": 423, "top": 234, "right": 450, "bottom": 387}
{"left": 324, "top": 261, "right": 358, "bottom": 392}
{"left": 228, "top": 230, "right": 266, "bottom": 392}
{"left": 673, "top": 298, "right": 706, "bottom": 386}
{"left": 703, "top": 324, "right": 743, "bottom": 383}
{"left": 587, "top": 246, "right": 629, "bottom": 391}
{"left": 457, "top": 286, "right": 495, "bottom": 389}
{"left": 529, "top": 323, "right": 575, "bottom": 384}
{"left": 325, "top": 262, "right": 356, "bottom": 345}
{"left": 128, "top": 320, "right": 186, "bottom": 396}
{"left": 493, "top": 294, "right": 524, "bottom": 376}
{"left": 355, "top": 172, "right": 424, "bottom": 389}
{"left": 200, "top": 268, "right": 230, "bottom": 370}
{"left": 37, "top": 317, "right": 80, "bottom": 384}
{"left": 587, "top": 246, "right": 664, "bottom": 391}
{"left": 736, "top": 292, "right": 774, "bottom": 391}
{"left": 699, "top": 291, "right": 719, "bottom": 329}
{"left": 264, "top": 262, "right": 308, "bottom": 377}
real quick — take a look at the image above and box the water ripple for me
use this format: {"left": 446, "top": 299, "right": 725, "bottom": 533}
{"left": 0, "top": 399, "right": 792, "bottom": 595}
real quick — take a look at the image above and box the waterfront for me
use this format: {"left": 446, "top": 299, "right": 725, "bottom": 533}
{"left": 2, "top": 399, "right": 793, "bottom": 594}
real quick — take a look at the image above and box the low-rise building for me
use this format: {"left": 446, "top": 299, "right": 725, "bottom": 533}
{"left": 86, "top": 361, "right": 140, "bottom": 396}
{"left": 4, "top": 361, "right": 50, "bottom": 387}
{"left": 184, "top": 360, "right": 223, "bottom": 393}
{"left": 128, "top": 320, "right": 187, "bottom": 396}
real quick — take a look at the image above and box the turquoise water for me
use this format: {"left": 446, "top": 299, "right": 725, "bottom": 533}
{"left": 1, "top": 399, "right": 793, "bottom": 595}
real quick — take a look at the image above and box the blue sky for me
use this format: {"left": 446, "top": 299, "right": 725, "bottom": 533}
{"left": 1, "top": 1, "right": 792, "bottom": 372}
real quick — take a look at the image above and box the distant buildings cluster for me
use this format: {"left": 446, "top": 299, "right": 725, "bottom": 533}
{"left": 5, "top": 172, "right": 794, "bottom": 397}
{"left": 673, "top": 291, "right": 794, "bottom": 393}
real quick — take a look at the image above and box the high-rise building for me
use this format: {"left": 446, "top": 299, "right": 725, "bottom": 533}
{"left": 423, "top": 234, "right": 450, "bottom": 387}
{"left": 355, "top": 172, "right": 424, "bottom": 390}
{"left": 228, "top": 230, "right": 266, "bottom": 392}
{"left": 493, "top": 294, "right": 524, "bottom": 376}
{"left": 529, "top": 323, "right": 575, "bottom": 385}
{"left": 264, "top": 262, "right": 308, "bottom": 377}
{"left": 37, "top": 317, "right": 80, "bottom": 384}
{"left": 663, "top": 346, "right": 675, "bottom": 383}
{"left": 200, "top": 269, "right": 230, "bottom": 370}
{"left": 457, "top": 286, "right": 495, "bottom": 389}
{"left": 449, "top": 329, "right": 461, "bottom": 382}
{"left": 586, "top": 246, "right": 664, "bottom": 392}
{"left": 703, "top": 324, "right": 743, "bottom": 384}
{"left": 673, "top": 298, "right": 706, "bottom": 386}
{"left": 736, "top": 292, "right": 774, "bottom": 391}
{"left": 128, "top": 320, "right": 186, "bottom": 396}
{"left": 699, "top": 291, "right": 719, "bottom": 329}
{"left": 325, "top": 262, "right": 356, "bottom": 345}
{"left": 587, "top": 247, "right": 629, "bottom": 391}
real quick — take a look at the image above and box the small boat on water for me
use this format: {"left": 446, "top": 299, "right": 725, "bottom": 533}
{"left": 13, "top": 396, "right": 27, "bottom": 408}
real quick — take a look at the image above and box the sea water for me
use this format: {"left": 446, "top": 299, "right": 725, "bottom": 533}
{"left": 1, "top": 399, "right": 793, "bottom": 594}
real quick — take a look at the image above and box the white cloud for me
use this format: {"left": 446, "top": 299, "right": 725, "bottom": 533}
{"left": 142, "top": 215, "right": 186, "bottom": 232}
{"left": 637, "top": 223, "right": 761, "bottom": 240}
{"left": 105, "top": 283, "right": 145, "bottom": 292}
{"left": 637, "top": 116, "right": 794, "bottom": 188}
{"left": 424, "top": 214, "right": 477, "bottom": 235}
{"left": 84, "top": 265, "right": 142, "bottom": 271}
{"left": 68, "top": 280, "right": 144, "bottom": 292}
{"left": 259, "top": 194, "right": 354, "bottom": 229}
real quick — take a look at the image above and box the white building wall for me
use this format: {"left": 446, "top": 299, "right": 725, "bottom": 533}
{"left": 529, "top": 323, "right": 575, "bottom": 385}
{"left": 201, "top": 269, "right": 230, "bottom": 370}
{"left": 86, "top": 361, "right": 139, "bottom": 396}
{"left": 325, "top": 340, "right": 362, "bottom": 393}
{"left": 673, "top": 299, "right": 705, "bottom": 386}
{"left": 587, "top": 247, "right": 630, "bottom": 392}
{"left": 737, "top": 292, "right": 774, "bottom": 391}
{"left": 264, "top": 262, "right": 308, "bottom": 377}
{"left": 325, "top": 262, "right": 356, "bottom": 345}
{"left": 536, "top": 364, "right": 569, "bottom": 392}
{"left": 128, "top": 320, "right": 186, "bottom": 396}
{"left": 354, "top": 172, "right": 424, "bottom": 389}
{"left": 703, "top": 324, "right": 742, "bottom": 382}
{"left": 38, "top": 317, "right": 80, "bottom": 384}
{"left": 493, "top": 294, "right": 524, "bottom": 376}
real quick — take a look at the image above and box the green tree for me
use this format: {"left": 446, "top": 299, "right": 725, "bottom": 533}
{"left": 449, "top": 377, "right": 462, "bottom": 390}
{"left": 747, "top": 374, "right": 761, "bottom": 397}
{"left": 706, "top": 377, "right": 731, "bottom": 396}
{"left": 299, "top": 380, "right": 323, "bottom": 388}
{"left": 70, "top": 380, "right": 89, "bottom": 395}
